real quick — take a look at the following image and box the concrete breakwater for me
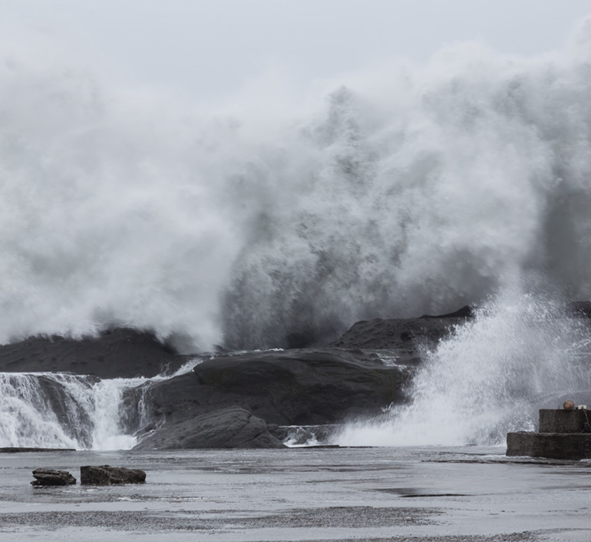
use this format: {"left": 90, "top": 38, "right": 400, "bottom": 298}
{"left": 507, "top": 409, "right": 591, "bottom": 460}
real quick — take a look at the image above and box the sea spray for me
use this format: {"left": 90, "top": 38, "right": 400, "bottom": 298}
{"left": 336, "top": 291, "right": 591, "bottom": 447}
{"left": 1, "top": 21, "right": 591, "bottom": 349}
{"left": 0, "top": 359, "right": 201, "bottom": 450}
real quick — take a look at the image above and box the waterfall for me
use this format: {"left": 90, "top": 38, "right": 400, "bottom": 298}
{"left": 0, "top": 360, "right": 200, "bottom": 450}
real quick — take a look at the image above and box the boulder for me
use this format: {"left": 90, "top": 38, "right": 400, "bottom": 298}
{"left": 144, "top": 348, "right": 412, "bottom": 426}
{"left": 80, "top": 465, "right": 146, "bottom": 485}
{"left": 133, "top": 407, "right": 285, "bottom": 450}
{"left": 31, "top": 468, "right": 76, "bottom": 486}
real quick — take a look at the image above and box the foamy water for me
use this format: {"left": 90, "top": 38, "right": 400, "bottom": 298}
{"left": 0, "top": 360, "right": 201, "bottom": 450}
{"left": 336, "top": 289, "right": 591, "bottom": 447}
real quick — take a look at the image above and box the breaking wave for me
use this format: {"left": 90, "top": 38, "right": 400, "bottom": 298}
{"left": 1, "top": 19, "right": 591, "bottom": 349}
{"left": 336, "top": 288, "right": 591, "bottom": 446}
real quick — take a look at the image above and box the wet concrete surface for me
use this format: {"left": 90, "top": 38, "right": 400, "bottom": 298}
{"left": 0, "top": 446, "right": 589, "bottom": 541}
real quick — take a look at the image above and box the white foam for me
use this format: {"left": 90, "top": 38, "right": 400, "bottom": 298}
{"left": 337, "top": 289, "right": 591, "bottom": 447}
{"left": 0, "top": 359, "right": 202, "bottom": 450}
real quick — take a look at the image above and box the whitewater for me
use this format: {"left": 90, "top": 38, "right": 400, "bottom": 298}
{"left": 1, "top": 18, "right": 591, "bottom": 449}
{"left": 0, "top": 360, "right": 200, "bottom": 450}
{"left": 0, "top": 19, "right": 590, "bottom": 351}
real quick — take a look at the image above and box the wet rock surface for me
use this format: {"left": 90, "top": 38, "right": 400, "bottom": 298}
{"left": 0, "top": 305, "right": 474, "bottom": 380}
{"left": 145, "top": 348, "right": 412, "bottom": 426}
{"left": 30, "top": 468, "right": 76, "bottom": 486}
{"left": 133, "top": 407, "right": 285, "bottom": 450}
{"left": 0, "top": 303, "right": 589, "bottom": 381}
{"left": 330, "top": 306, "right": 474, "bottom": 352}
{"left": 0, "top": 328, "right": 190, "bottom": 378}
{"left": 80, "top": 465, "right": 146, "bottom": 485}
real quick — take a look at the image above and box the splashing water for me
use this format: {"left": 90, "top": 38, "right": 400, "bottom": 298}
{"left": 336, "top": 291, "right": 591, "bottom": 447}
{"left": 0, "top": 360, "right": 200, "bottom": 450}
{"left": 1, "top": 21, "right": 591, "bottom": 349}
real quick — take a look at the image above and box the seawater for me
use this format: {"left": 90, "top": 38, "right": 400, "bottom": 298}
{"left": 0, "top": 360, "right": 200, "bottom": 450}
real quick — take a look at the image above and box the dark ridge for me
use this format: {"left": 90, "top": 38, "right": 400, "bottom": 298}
{"left": 0, "top": 328, "right": 191, "bottom": 378}
{"left": 419, "top": 305, "right": 475, "bottom": 319}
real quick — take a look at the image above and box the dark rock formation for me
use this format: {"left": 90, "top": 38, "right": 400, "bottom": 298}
{"left": 144, "top": 348, "right": 412, "bottom": 426}
{"left": 133, "top": 407, "right": 285, "bottom": 450}
{"left": 0, "top": 328, "right": 191, "bottom": 378}
{"left": 80, "top": 465, "right": 146, "bottom": 485}
{"left": 419, "top": 305, "right": 475, "bottom": 319}
{"left": 31, "top": 468, "right": 76, "bottom": 486}
{"left": 330, "top": 308, "right": 474, "bottom": 352}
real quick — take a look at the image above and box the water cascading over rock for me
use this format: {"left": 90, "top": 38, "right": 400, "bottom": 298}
{"left": 0, "top": 372, "right": 151, "bottom": 450}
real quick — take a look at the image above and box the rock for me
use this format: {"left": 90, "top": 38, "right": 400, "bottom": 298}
{"left": 331, "top": 313, "right": 471, "bottom": 352}
{"left": 80, "top": 465, "right": 146, "bottom": 485}
{"left": 144, "top": 348, "right": 412, "bottom": 426}
{"left": 419, "top": 305, "right": 476, "bottom": 319}
{"left": 267, "top": 424, "right": 289, "bottom": 441}
{"left": 0, "top": 328, "right": 192, "bottom": 378}
{"left": 133, "top": 407, "right": 285, "bottom": 450}
{"left": 31, "top": 468, "right": 76, "bottom": 486}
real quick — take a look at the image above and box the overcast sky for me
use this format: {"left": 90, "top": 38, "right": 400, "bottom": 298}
{"left": 1, "top": 1, "right": 590, "bottom": 102}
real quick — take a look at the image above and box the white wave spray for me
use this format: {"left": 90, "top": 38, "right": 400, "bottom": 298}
{"left": 336, "top": 289, "right": 591, "bottom": 447}
{"left": 1, "top": 19, "right": 591, "bottom": 349}
{"left": 0, "top": 360, "right": 200, "bottom": 450}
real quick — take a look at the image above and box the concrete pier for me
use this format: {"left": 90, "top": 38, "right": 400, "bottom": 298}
{"left": 538, "top": 409, "right": 590, "bottom": 433}
{"left": 507, "top": 408, "right": 591, "bottom": 459}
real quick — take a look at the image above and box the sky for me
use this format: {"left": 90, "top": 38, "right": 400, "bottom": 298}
{"left": 1, "top": 1, "right": 591, "bottom": 103}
